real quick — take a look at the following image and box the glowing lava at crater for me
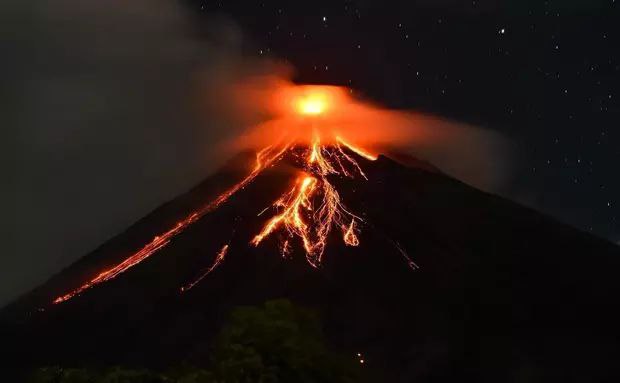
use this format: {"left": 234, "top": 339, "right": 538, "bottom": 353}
{"left": 295, "top": 91, "right": 328, "bottom": 116}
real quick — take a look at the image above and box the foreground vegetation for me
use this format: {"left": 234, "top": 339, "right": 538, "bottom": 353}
{"left": 29, "top": 299, "right": 368, "bottom": 383}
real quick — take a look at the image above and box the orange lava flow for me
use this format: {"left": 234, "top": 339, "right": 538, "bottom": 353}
{"left": 251, "top": 136, "right": 372, "bottom": 268}
{"left": 343, "top": 220, "right": 360, "bottom": 247}
{"left": 336, "top": 136, "right": 378, "bottom": 161}
{"left": 251, "top": 175, "right": 318, "bottom": 254}
{"left": 180, "top": 244, "right": 229, "bottom": 292}
{"left": 53, "top": 145, "right": 287, "bottom": 304}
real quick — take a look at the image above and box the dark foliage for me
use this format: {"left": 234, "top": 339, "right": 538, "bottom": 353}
{"left": 28, "top": 300, "right": 365, "bottom": 383}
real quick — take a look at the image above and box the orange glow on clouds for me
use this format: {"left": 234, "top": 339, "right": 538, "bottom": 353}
{"left": 225, "top": 78, "right": 425, "bottom": 156}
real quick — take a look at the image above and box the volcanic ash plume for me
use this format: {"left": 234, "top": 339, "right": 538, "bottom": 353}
{"left": 217, "top": 77, "right": 513, "bottom": 192}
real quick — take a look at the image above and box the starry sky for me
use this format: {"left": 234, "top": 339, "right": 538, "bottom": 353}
{"left": 188, "top": 0, "right": 620, "bottom": 243}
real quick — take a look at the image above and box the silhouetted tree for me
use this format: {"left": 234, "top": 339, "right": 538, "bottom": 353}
{"left": 211, "top": 299, "right": 363, "bottom": 383}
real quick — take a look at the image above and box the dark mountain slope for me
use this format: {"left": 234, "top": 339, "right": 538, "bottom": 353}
{"left": 2, "top": 150, "right": 619, "bottom": 382}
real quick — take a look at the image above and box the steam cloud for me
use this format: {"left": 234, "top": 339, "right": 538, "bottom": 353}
{"left": 2, "top": 0, "right": 512, "bottom": 306}
{"left": 2, "top": 0, "right": 267, "bottom": 306}
{"left": 214, "top": 76, "right": 514, "bottom": 192}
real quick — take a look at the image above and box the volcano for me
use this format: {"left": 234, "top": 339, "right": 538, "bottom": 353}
{"left": 3, "top": 141, "right": 620, "bottom": 381}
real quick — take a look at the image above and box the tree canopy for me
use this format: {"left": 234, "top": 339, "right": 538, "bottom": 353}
{"left": 28, "top": 299, "right": 367, "bottom": 383}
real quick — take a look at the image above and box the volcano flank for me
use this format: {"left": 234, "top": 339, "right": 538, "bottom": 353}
{"left": 2, "top": 147, "right": 620, "bottom": 382}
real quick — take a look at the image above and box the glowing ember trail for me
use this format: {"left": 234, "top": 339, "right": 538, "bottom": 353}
{"left": 52, "top": 84, "right": 417, "bottom": 305}
{"left": 53, "top": 145, "right": 287, "bottom": 304}
{"left": 393, "top": 240, "right": 420, "bottom": 271}
{"left": 181, "top": 244, "right": 229, "bottom": 292}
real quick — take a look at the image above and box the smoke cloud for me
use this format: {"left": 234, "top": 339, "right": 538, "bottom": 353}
{"left": 1, "top": 0, "right": 273, "bottom": 306}
{"left": 213, "top": 76, "right": 514, "bottom": 192}
{"left": 2, "top": 0, "right": 512, "bottom": 306}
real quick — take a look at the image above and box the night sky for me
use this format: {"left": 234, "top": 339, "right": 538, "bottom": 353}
{"left": 3, "top": 0, "right": 618, "bottom": 305}
{"left": 187, "top": 0, "right": 619, "bottom": 242}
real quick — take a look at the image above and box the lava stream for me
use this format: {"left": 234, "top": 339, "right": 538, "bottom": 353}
{"left": 181, "top": 244, "right": 230, "bottom": 292}
{"left": 251, "top": 175, "right": 317, "bottom": 253}
{"left": 53, "top": 145, "right": 288, "bottom": 304}
{"left": 252, "top": 141, "right": 371, "bottom": 268}
{"left": 335, "top": 136, "right": 378, "bottom": 161}
{"left": 343, "top": 220, "right": 360, "bottom": 247}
